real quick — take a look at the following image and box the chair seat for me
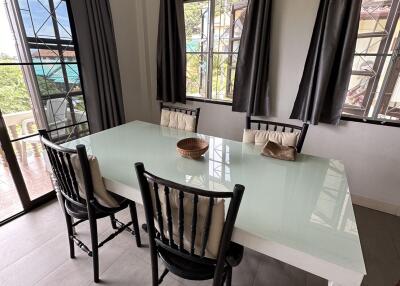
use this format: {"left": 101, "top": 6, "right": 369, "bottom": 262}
{"left": 65, "top": 193, "right": 129, "bottom": 220}
{"left": 158, "top": 242, "right": 244, "bottom": 281}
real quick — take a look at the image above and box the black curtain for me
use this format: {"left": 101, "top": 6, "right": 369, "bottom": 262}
{"left": 157, "top": 0, "right": 186, "bottom": 104}
{"left": 290, "top": 0, "right": 361, "bottom": 125}
{"left": 69, "top": 0, "right": 125, "bottom": 133}
{"left": 232, "top": 0, "right": 272, "bottom": 116}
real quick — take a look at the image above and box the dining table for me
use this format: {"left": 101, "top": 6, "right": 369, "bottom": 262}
{"left": 63, "top": 120, "right": 366, "bottom": 286}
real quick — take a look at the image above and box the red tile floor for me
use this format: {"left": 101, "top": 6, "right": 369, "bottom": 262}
{"left": 0, "top": 144, "right": 53, "bottom": 221}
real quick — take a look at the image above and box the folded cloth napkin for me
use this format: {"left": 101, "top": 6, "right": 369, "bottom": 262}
{"left": 261, "top": 141, "right": 297, "bottom": 161}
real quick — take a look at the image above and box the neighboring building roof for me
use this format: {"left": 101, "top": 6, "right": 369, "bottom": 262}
{"left": 31, "top": 49, "right": 76, "bottom": 58}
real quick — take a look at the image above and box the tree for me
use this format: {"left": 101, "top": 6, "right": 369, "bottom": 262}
{"left": 0, "top": 54, "right": 31, "bottom": 114}
{"left": 0, "top": 54, "right": 63, "bottom": 114}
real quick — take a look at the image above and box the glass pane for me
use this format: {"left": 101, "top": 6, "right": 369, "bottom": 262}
{"left": 19, "top": 0, "right": 56, "bottom": 39}
{"left": 355, "top": 37, "right": 385, "bottom": 54}
{"left": 30, "top": 46, "right": 76, "bottom": 64}
{"left": 213, "top": 0, "right": 247, "bottom": 53}
{"left": 65, "top": 63, "right": 80, "bottom": 87}
{"left": 359, "top": 0, "right": 391, "bottom": 34}
{"left": 345, "top": 75, "right": 372, "bottom": 108}
{"left": 49, "top": 122, "right": 89, "bottom": 143}
{"left": 380, "top": 89, "right": 400, "bottom": 120}
{"left": 0, "top": 155, "right": 24, "bottom": 221}
{"left": 0, "top": 2, "right": 20, "bottom": 64}
{"left": 0, "top": 63, "right": 53, "bottom": 204}
{"left": 0, "top": 63, "right": 35, "bottom": 147}
{"left": 55, "top": 0, "right": 72, "bottom": 40}
{"left": 351, "top": 55, "right": 376, "bottom": 74}
{"left": 211, "top": 53, "right": 237, "bottom": 101}
{"left": 184, "top": 1, "right": 209, "bottom": 53}
{"left": 12, "top": 136, "right": 53, "bottom": 200}
{"left": 34, "top": 63, "right": 67, "bottom": 95}
{"left": 31, "top": 47, "right": 61, "bottom": 63}
{"left": 375, "top": 58, "right": 400, "bottom": 120}
{"left": 345, "top": 56, "right": 392, "bottom": 118}
{"left": 186, "top": 53, "right": 208, "bottom": 98}
{"left": 388, "top": 18, "right": 400, "bottom": 53}
{"left": 70, "top": 95, "right": 87, "bottom": 124}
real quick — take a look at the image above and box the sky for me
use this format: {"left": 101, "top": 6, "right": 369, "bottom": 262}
{"left": 0, "top": 0, "right": 72, "bottom": 59}
{"left": 0, "top": 2, "right": 18, "bottom": 57}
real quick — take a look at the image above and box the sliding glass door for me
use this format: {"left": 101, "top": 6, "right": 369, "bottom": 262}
{"left": 0, "top": 0, "right": 89, "bottom": 223}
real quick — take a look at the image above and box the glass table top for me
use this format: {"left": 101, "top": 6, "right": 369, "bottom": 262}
{"left": 64, "top": 121, "right": 366, "bottom": 275}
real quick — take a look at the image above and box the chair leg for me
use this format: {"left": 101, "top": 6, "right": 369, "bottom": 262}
{"left": 110, "top": 214, "right": 117, "bottom": 229}
{"left": 129, "top": 201, "right": 142, "bottom": 247}
{"left": 65, "top": 213, "right": 75, "bottom": 259}
{"left": 225, "top": 267, "right": 232, "bottom": 286}
{"left": 89, "top": 217, "right": 99, "bottom": 283}
{"left": 150, "top": 249, "right": 159, "bottom": 286}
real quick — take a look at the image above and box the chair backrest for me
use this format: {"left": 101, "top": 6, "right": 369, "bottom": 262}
{"left": 135, "top": 162, "right": 244, "bottom": 279}
{"left": 246, "top": 116, "right": 309, "bottom": 153}
{"left": 39, "top": 129, "right": 94, "bottom": 210}
{"left": 160, "top": 102, "right": 201, "bottom": 133}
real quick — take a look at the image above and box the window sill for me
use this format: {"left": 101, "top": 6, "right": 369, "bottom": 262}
{"left": 186, "top": 96, "right": 232, "bottom": 106}
{"left": 341, "top": 115, "right": 400, "bottom": 128}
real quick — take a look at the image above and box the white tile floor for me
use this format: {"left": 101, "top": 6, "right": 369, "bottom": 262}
{"left": 0, "top": 201, "right": 399, "bottom": 286}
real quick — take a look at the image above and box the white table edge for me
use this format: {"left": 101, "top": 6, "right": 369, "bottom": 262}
{"left": 104, "top": 178, "right": 365, "bottom": 286}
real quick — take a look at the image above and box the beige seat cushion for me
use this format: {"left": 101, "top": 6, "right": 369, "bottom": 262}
{"left": 71, "top": 154, "right": 119, "bottom": 208}
{"left": 160, "top": 109, "right": 196, "bottom": 132}
{"left": 242, "top": 129, "right": 299, "bottom": 147}
{"left": 149, "top": 183, "right": 224, "bottom": 259}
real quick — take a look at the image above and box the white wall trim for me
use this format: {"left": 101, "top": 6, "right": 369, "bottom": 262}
{"left": 351, "top": 194, "right": 400, "bottom": 216}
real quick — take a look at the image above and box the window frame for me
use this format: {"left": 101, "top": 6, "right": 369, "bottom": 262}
{"left": 1, "top": 0, "right": 90, "bottom": 141}
{"left": 184, "top": 0, "right": 246, "bottom": 104}
{"left": 342, "top": 1, "right": 400, "bottom": 127}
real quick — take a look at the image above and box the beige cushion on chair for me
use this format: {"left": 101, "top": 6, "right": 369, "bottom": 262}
{"left": 148, "top": 183, "right": 225, "bottom": 259}
{"left": 242, "top": 129, "right": 299, "bottom": 147}
{"left": 160, "top": 109, "right": 196, "bottom": 132}
{"left": 70, "top": 155, "right": 119, "bottom": 208}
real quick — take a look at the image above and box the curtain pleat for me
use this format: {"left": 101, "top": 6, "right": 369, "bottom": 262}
{"left": 290, "top": 0, "right": 362, "bottom": 125}
{"left": 232, "top": 0, "right": 272, "bottom": 116}
{"left": 157, "top": 0, "right": 186, "bottom": 104}
{"left": 69, "top": 0, "right": 125, "bottom": 133}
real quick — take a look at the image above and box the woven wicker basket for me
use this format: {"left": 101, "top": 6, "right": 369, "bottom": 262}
{"left": 177, "top": 138, "right": 209, "bottom": 159}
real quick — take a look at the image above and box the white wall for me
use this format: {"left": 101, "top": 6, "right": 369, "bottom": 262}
{"left": 109, "top": 0, "right": 400, "bottom": 215}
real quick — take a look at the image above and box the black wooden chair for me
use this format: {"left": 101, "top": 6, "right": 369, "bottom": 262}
{"left": 39, "top": 129, "right": 141, "bottom": 283}
{"left": 135, "top": 162, "right": 245, "bottom": 286}
{"left": 246, "top": 116, "right": 309, "bottom": 153}
{"left": 160, "top": 102, "right": 201, "bottom": 133}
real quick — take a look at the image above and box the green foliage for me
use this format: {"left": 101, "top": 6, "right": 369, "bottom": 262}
{"left": 0, "top": 54, "right": 31, "bottom": 114}
{"left": 0, "top": 54, "right": 66, "bottom": 114}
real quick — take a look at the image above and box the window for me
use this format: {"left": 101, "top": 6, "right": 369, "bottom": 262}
{"left": 184, "top": 0, "right": 248, "bottom": 102}
{"left": 1, "top": 0, "right": 89, "bottom": 142}
{"left": 343, "top": 0, "right": 400, "bottom": 124}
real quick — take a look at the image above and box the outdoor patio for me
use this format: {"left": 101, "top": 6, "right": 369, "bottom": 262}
{"left": 0, "top": 146, "right": 52, "bottom": 221}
